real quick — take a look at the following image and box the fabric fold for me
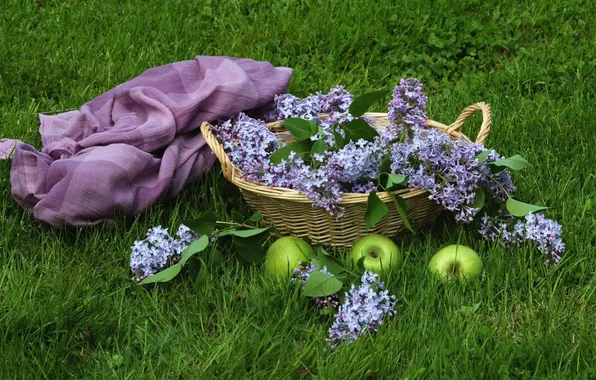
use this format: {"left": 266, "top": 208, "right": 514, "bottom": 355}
{"left": 3, "top": 56, "right": 292, "bottom": 227}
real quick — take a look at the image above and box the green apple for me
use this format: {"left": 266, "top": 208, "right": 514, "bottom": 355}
{"left": 428, "top": 245, "right": 483, "bottom": 283}
{"left": 264, "top": 236, "right": 316, "bottom": 277}
{"left": 350, "top": 234, "right": 402, "bottom": 273}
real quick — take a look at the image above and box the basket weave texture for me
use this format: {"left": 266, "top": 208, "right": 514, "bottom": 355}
{"left": 201, "top": 103, "right": 492, "bottom": 247}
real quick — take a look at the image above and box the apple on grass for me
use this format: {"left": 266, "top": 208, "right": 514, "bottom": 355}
{"left": 350, "top": 234, "right": 403, "bottom": 273}
{"left": 428, "top": 245, "right": 483, "bottom": 283}
{"left": 264, "top": 236, "right": 316, "bottom": 277}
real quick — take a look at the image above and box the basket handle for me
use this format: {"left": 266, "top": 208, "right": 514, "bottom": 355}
{"left": 445, "top": 102, "right": 491, "bottom": 144}
{"left": 200, "top": 121, "right": 236, "bottom": 181}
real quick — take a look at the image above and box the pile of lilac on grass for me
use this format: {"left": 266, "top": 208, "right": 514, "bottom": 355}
{"left": 292, "top": 263, "right": 397, "bottom": 348}
{"left": 130, "top": 225, "right": 199, "bottom": 282}
{"left": 293, "top": 262, "right": 340, "bottom": 309}
{"left": 479, "top": 212, "right": 565, "bottom": 264}
{"left": 327, "top": 271, "right": 397, "bottom": 349}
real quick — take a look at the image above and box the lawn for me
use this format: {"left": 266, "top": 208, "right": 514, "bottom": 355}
{"left": 1, "top": 0, "right": 595, "bottom": 378}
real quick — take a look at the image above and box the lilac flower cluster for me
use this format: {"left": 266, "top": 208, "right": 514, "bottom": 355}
{"left": 213, "top": 113, "right": 279, "bottom": 174}
{"left": 130, "top": 225, "right": 199, "bottom": 282}
{"left": 390, "top": 127, "right": 517, "bottom": 222}
{"left": 327, "top": 271, "right": 396, "bottom": 349}
{"left": 385, "top": 78, "right": 429, "bottom": 140}
{"left": 267, "top": 86, "right": 355, "bottom": 147}
{"left": 241, "top": 150, "right": 344, "bottom": 216}
{"left": 216, "top": 118, "right": 385, "bottom": 217}
{"left": 267, "top": 85, "right": 353, "bottom": 122}
{"left": 281, "top": 138, "right": 385, "bottom": 217}
{"left": 479, "top": 212, "right": 565, "bottom": 264}
{"left": 327, "top": 139, "right": 384, "bottom": 183}
{"left": 384, "top": 79, "right": 513, "bottom": 222}
{"left": 292, "top": 261, "right": 340, "bottom": 309}
{"left": 213, "top": 78, "right": 523, "bottom": 231}
{"left": 476, "top": 150, "right": 517, "bottom": 201}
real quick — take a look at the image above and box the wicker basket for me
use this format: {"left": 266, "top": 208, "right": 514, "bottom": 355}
{"left": 201, "top": 102, "right": 491, "bottom": 247}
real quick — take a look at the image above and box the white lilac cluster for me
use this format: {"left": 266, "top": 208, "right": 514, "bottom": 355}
{"left": 292, "top": 261, "right": 340, "bottom": 309}
{"left": 479, "top": 212, "right": 565, "bottom": 264}
{"left": 130, "top": 225, "right": 199, "bottom": 282}
{"left": 327, "top": 271, "right": 397, "bottom": 349}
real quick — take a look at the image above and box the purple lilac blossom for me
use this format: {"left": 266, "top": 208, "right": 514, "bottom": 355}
{"left": 292, "top": 261, "right": 340, "bottom": 309}
{"left": 476, "top": 149, "right": 517, "bottom": 201}
{"left": 212, "top": 113, "right": 279, "bottom": 174}
{"left": 478, "top": 212, "right": 564, "bottom": 264}
{"left": 298, "top": 158, "right": 346, "bottom": 217}
{"left": 352, "top": 181, "right": 378, "bottom": 193}
{"left": 327, "top": 271, "right": 397, "bottom": 349}
{"left": 270, "top": 85, "right": 354, "bottom": 121}
{"left": 390, "top": 125, "right": 518, "bottom": 223}
{"left": 391, "top": 129, "right": 486, "bottom": 222}
{"left": 130, "top": 224, "right": 200, "bottom": 282}
{"left": 386, "top": 78, "right": 429, "bottom": 140}
{"left": 216, "top": 80, "right": 519, "bottom": 224}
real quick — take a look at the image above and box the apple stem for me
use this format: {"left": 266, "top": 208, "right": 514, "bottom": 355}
{"left": 369, "top": 249, "right": 380, "bottom": 259}
{"left": 448, "top": 263, "right": 460, "bottom": 279}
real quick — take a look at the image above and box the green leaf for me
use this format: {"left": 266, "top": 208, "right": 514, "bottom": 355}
{"left": 471, "top": 188, "right": 485, "bottom": 211}
{"left": 206, "top": 247, "right": 225, "bottom": 268}
{"left": 506, "top": 198, "right": 549, "bottom": 217}
{"left": 281, "top": 118, "right": 315, "bottom": 141}
{"left": 365, "top": 191, "right": 389, "bottom": 231}
{"left": 311, "top": 139, "right": 326, "bottom": 156}
{"left": 182, "top": 212, "right": 217, "bottom": 235}
{"left": 231, "top": 210, "right": 245, "bottom": 224}
{"left": 317, "top": 126, "right": 326, "bottom": 138}
{"left": 303, "top": 270, "right": 343, "bottom": 297}
{"left": 108, "top": 354, "right": 124, "bottom": 369}
{"left": 248, "top": 212, "right": 263, "bottom": 222}
{"left": 349, "top": 89, "right": 391, "bottom": 117}
{"left": 179, "top": 235, "right": 209, "bottom": 266}
{"left": 490, "top": 155, "right": 531, "bottom": 171}
{"left": 307, "top": 119, "right": 318, "bottom": 135}
{"left": 194, "top": 259, "right": 209, "bottom": 288}
{"left": 187, "top": 255, "right": 201, "bottom": 279}
{"left": 229, "top": 227, "right": 270, "bottom": 238}
{"left": 314, "top": 246, "right": 345, "bottom": 275}
{"left": 386, "top": 174, "right": 407, "bottom": 189}
{"left": 232, "top": 235, "right": 266, "bottom": 263}
{"left": 334, "top": 131, "right": 346, "bottom": 149}
{"left": 138, "top": 263, "right": 182, "bottom": 285}
{"left": 378, "top": 153, "right": 392, "bottom": 174}
{"left": 460, "top": 302, "right": 481, "bottom": 316}
{"left": 270, "top": 140, "right": 313, "bottom": 165}
{"left": 356, "top": 255, "right": 367, "bottom": 271}
{"left": 391, "top": 194, "right": 415, "bottom": 234}
{"left": 344, "top": 118, "right": 379, "bottom": 142}
{"left": 476, "top": 150, "right": 491, "bottom": 162}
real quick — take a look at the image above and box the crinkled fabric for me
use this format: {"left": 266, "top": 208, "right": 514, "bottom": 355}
{"left": 1, "top": 56, "right": 292, "bottom": 226}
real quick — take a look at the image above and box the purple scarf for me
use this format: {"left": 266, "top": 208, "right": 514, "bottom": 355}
{"left": 0, "top": 56, "right": 292, "bottom": 227}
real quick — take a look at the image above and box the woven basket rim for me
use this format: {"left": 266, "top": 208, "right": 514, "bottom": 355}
{"left": 201, "top": 104, "right": 491, "bottom": 205}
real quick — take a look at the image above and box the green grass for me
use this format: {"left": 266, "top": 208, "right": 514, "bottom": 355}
{"left": 1, "top": 0, "right": 595, "bottom": 378}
